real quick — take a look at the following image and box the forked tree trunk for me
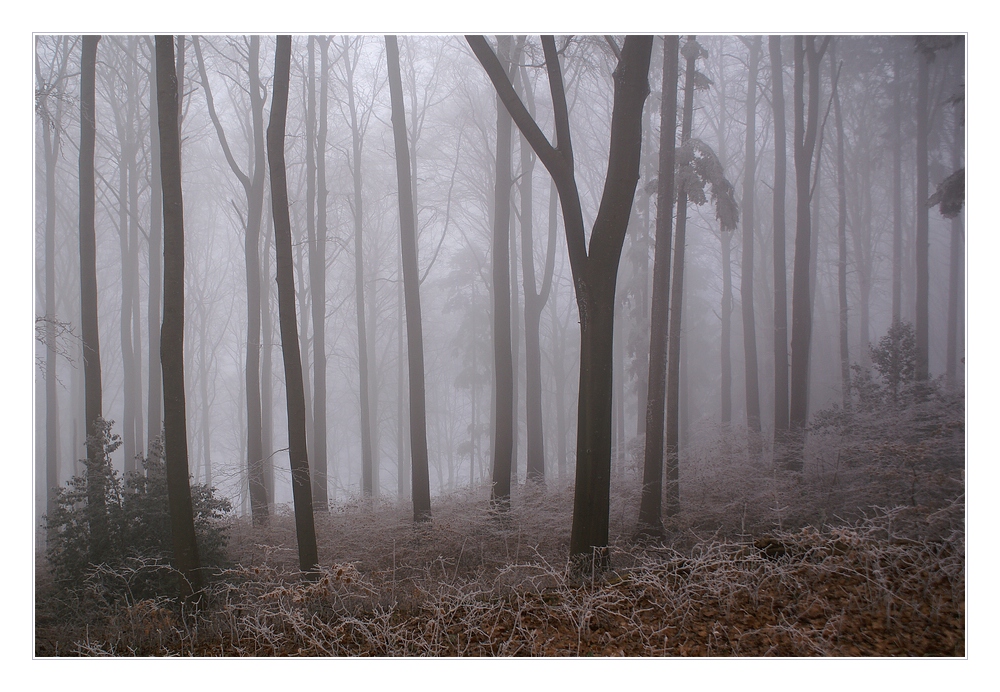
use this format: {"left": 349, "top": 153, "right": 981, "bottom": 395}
{"left": 468, "top": 34, "right": 652, "bottom": 564}
{"left": 637, "top": 35, "right": 679, "bottom": 537}
{"left": 267, "top": 35, "right": 319, "bottom": 573}
{"left": 194, "top": 35, "right": 269, "bottom": 524}
{"left": 155, "top": 35, "right": 202, "bottom": 596}
{"left": 386, "top": 35, "right": 432, "bottom": 522}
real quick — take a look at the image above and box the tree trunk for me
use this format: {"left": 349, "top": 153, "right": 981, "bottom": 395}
{"left": 386, "top": 35, "right": 432, "bottom": 522}
{"left": 79, "top": 35, "right": 107, "bottom": 564}
{"left": 267, "top": 35, "right": 319, "bottom": 574}
{"left": 467, "top": 34, "right": 652, "bottom": 564}
{"left": 194, "top": 35, "right": 269, "bottom": 523}
{"left": 833, "top": 47, "right": 851, "bottom": 409}
{"left": 262, "top": 205, "right": 276, "bottom": 507}
{"left": 787, "top": 36, "right": 828, "bottom": 470}
{"left": 665, "top": 37, "right": 699, "bottom": 516}
{"left": 311, "top": 36, "right": 330, "bottom": 509}
{"left": 489, "top": 35, "right": 515, "bottom": 508}
{"left": 155, "top": 35, "right": 202, "bottom": 596}
{"left": 147, "top": 37, "right": 163, "bottom": 451}
{"left": 892, "top": 49, "right": 903, "bottom": 328}
{"left": 741, "top": 36, "right": 762, "bottom": 437}
{"left": 637, "top": 35, "right": 679, "bottom": 537}
{"left": 946, "top": 104, "right": 964, "bottom": 387}
{"left": 769, "top": 36, "right": 790, "bottom": 454}
{"left": 915, "top": 44, "right": 930, "bottom": 381}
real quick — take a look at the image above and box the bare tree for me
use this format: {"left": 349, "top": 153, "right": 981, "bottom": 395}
{"left": 637, "top": 35, "right": 679, "bottom": 537}
{"left": 769, "top": 35, "right": 790, "bottom": 455}
{"left": 155, "top": 34, "right": 202, "bottom": 596}
{"left": 740, "top": 36, "right": 762, "bottom": 438}
{"left": 266, "top": 35, "right": 319, "bottom": 573}
{"left": 386, "top": 35, "right": 432, "bottom": 522}
{"left": 194, "top": 35, "right": 270, "bottom": 524}
{"left": 468, "top": 34, "right": 653, "bottom": 563}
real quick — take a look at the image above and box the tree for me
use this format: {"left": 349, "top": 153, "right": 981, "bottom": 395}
{"left": 739, "top": 35, "right": 762, "bottom": 438}
{"left": 787, "top": 36, "right": 830, "bottom": 470}
{"left": 147, "top": 36, "right": 163, "bottom": 454}
{"left": 488, "top": 35, "right": 516, "bottom": 507}
{"left": 769, "top": 35, "right": 790, "bottom": 452}
{"left": 468, "top": 34, "right": 653, "bottom": 564}
{"left": 637, "top": 35, "right": 679, "bottom": 537}
{"left": 832, "top": 44, "right": 850, "bottom": 409}
{"left": 155, "top": 35, "right": 203, "bottom": 596}
{"left": 266, "top": 35, "right": 319, "bottom": 573}
{"left": 310, "top": 36, "right": 331, "bottom": 508}
{"left": 339, "top": 36, "right": 379, "bottom": 499}
{"left": 386, "top": 35, "right": 433, "bottom": 522}
{"left": 515, "top": 61, "right": 557, "bottom": 485}
{"left": 79, "top": 35, "right": 108, "bottom": 565}
{"left": 36, "top": 36, "right": 72, "bottom": 528}
{"left": 194, "top": 35, "right": 270, "bottom": 525}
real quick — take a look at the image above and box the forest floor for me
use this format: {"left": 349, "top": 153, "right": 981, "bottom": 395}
{"left": 35, "top": 395, "right": 965, "bottom": 656}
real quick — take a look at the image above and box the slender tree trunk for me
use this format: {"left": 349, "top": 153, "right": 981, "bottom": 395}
{"left": 155, "top": 34, "right": 202, "bottom": 596}
{"left": 267, "top": 35, "right": 319, "bottom": 573}
{"left": 787, "top": 36, "right": 828, "bottom": 470}
{"left": 40, "top": 50, "right": 62, "bottom": 526}
{"left": 262, "top": 205, "right": 276, "bottom": 507}
{"left": 915, "top": 45, "right": 931, "bottom": 381}
{"left": 721, "top": 231, "right": 732, "bottom": 427}
{"left": 386, "top": 35, "right": 432, "bottom": 522}
{"left": 344, "top": 41, "right": 377, "bottom": 499}
{"left": 147, "top": 36, "right": 163, "bottom": 451}
{"left": 311, "top": 36, "right": 330, "bottom": 509}
{"left": 741, "top": 36, "right": 762, "bottom": 437}
{"left": 892, "top": 48, "right": 903, "bottom": 327}
{"left": 833, "top": 48, "right": 851, "bottom": 408}
{"left": 194, "top": 35, "right": 268, "bottom": 522}
{"left": 199, "top": 312, "right": 212, "bottom": 486}
{"left": 79, "top": 35, "right": 107, "bottom": 564}
{"left": 397, "top": 251, "right": 410, "bottom": 499}
{"left": 637, "top": 35, "right": 679, "bottom": 536}
{"left": 769, "top": 36, "right": 790, "bottom": 453}
{"left": 665, "top": 37, "right": 698, "bottom": 516}
{"left": 489, "top": 35, "right": 515, "bottom": 508}
{"left": 946, "top": 106, "right": 964, "bottom": 387}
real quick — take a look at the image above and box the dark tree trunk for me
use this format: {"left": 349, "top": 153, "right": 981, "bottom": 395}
{"left": 665, "top": 37, "right": 698, "bottom": 516}
{"left": 741, "top": 36, "right": 762, "bottom": 437}
{"left": 194, "top": 35, "right": 269, "bottom": 524}
{"left": 769, "top": 35, "right": 790, "bottom": 452}
{"left": 267, "top": 35, "right": 319, "bottom": 574}
{"left": 489, "top": 35, "right": 515, "bottom": 508}
{"left": 915, "top": 44, "right": 930, "bottom": 381}
{"left": 79, "top": 35, "right": 107, "bottom": 564}
{"left": 386, "top": 35, "right": 432, "bottom": 522}
{"left": 637, "top": 35, "right": 679, "bottom": 537}
{"left": 311, "top": 36, "right": 330, "bottom": 509}
{"left": 787, "top": 36, "right": 829, "bottom": 470}
{"left": 468, "top": 35, "right": 652, "bottom": 564}
{"left": 833, "top": 48, "right": 851, "bottom": 409}
{"left": 262, "top": 208, "right": 276, "bottom": 507}
{"left": 892, "top": 49, "right": 903, "bottom": 327}
{"left": 155, "top": 35, "right": 202, "bottom": 596}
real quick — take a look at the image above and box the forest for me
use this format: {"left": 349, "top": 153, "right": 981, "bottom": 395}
{"left": 34, "top": 34, "right": 965, "bottom": 657}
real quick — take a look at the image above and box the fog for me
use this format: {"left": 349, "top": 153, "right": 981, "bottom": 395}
{"left": 34, "top": 34, "right": 966, "bottom": 656}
